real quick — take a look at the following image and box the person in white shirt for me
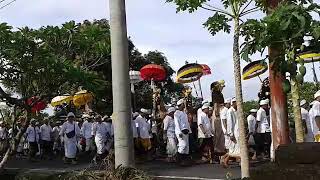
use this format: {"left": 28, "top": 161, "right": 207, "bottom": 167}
{"left": 222, "top": 98, "right": 240, "bottom": 167}
{"left": 163, "top": 107, "right": 177, "bottom": 162}
{"left": 197, "top": 100, "right": 209, "bottom": 121}
{"left": 255, "top": 99, "right": 271, "bottom": 158}
{"left": 92, "top": 115, "right": 111, "bottom": 162}
{"left": 60, "top": 112, "right": 80, "bottom": 164}
{"left": 220, "top": 98, "right": 231, "bottom": 151}
{"left": 40, "top": 118, "right": 53, "bottom": 159}
{"left": 52, "top": 121, "right": 62, "bottom": 155}
{"left": 135, "top": 109, "right": 152, "bottom": 153}
{"left": 309, "top": 101, "right": 316, "bottom": 137}
{"left": 174, "top": 99, "right": 191, "bottom": 164}
{"left": 0, "top": 121, "right": 8, "bottom": 156}
{"left": 312, "top": 90, "right": 320, "bottom": 142}
{"left": 247, "top": 109, "right": 257, "bottom": 160}
{"left": 198, "top": 103, "right": 214, "bottom": 163}
{"left": 132, "top": 112, "right": 139, "bottom": 139}
{"left": 26, "top": 119, "right": 40, "bottom": 161}
{"left": 80, "top": 114, "right": 94, "bottom": 154}
{"left": 103, "top": 115, "right": 114, "bottom": 152}
{"left": 131, "top": 112, "right": 139, "bottom": 152}
{"left": 300, "top": 100, "right": 314, "bottom": 142}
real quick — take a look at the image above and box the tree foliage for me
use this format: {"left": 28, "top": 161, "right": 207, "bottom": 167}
{"left": 0, "top": 20, "right": 182, "bottom": 114}
{"left": 0, "top": 23, "right": 104, "bottom": 105}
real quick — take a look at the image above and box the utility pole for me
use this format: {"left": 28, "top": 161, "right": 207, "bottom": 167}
{"left": 267, "top": 0, "right": 290, "bottom": 154}
{"left": 109, "top": 0, "right": 134, "bottom": 167}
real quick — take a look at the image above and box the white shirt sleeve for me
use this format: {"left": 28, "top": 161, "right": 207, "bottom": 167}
{"left": 226, "top": 110, "right": 233, "bottom": 136}
{"left": 197, "top": 112, "right": 204, "bottom": 126}
{"left": 256, "top": 110, "right": 262, "bottom": 122}
{"left": 80, "top": 122, "right": 85, "bottom": 136}
{"left": 174, "top": 112, "right": 181, "bottom": 135}
{"left": 59, "top": 123, "right": 66, "bottom": 136}
{"left": 301, "top": 109, "right": 308, "bottom": 120}
{"left": 220, "top": 108, "right": 227, "bottom": 120}
{"left": 313, "top": 102, "right": 320, "bottom": 117}
{"left": 163, "top": 117, "right": 169, "bottom": 131}
{"left": 92, "top": 123, "right": 96, "bottom": 136}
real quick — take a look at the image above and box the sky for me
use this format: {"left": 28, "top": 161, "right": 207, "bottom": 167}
{"left": 0, "top": 0, "right": 319, "bottom": 103}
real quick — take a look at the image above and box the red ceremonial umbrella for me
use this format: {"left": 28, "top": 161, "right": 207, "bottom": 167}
{"left": 201, "top": 64, "right": 211, "bottom": 76}
{"left": 140, "top": 64, "right": 166, "bottom": 81}
{"left": 27, "top": 96, "right": 47, "bottom": 113}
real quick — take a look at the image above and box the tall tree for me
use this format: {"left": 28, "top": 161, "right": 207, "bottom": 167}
{"left": 166, "top": 0, "right": 263, "bottom": 177}
{"left": 0, "top": 22, "right": 105, "bottom": 170}
{"left": 36, "top": 20, "right": 182, "bottom": 114}
{"left": 241, "top": 1, "right": 320, "bottom": 142}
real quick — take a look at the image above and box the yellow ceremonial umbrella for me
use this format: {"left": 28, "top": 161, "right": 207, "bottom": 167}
{"left": 297, "top": 51, "right": 320, "bottom": 63}
{"left": 73, "top": 90, "right": 94, "bottom": 107}
{"left": 51, "top": 95, "right": 73, "bottom": 107}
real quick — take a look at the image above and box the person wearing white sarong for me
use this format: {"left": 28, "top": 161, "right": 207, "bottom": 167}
{"left": 26, "top": 119, "right": 40, "bottom": 161}
{"left": 52, "top": 121, "right": 62, "bottom": 155}
{"left": 198, "top": 103, "right": 214, "bottom": 163}
{"left": 300, "top": 100, "right": 314, "bottom": 142}
{"left": 174, "top": 99, "right": 191, "bottom": 164}
{"left": 135, "top": 109, "right": 152, "bottom": 153}
{"left": 247, "top": 109, "right": 257, "bottom": 160}
{"left": 92, "top": 115, "right": 110, "bottom": 162}
{"left": 103, "top": 115, "right": 114, "bottom": 152}
{"left": 40, "top": 118, "right": 53, "bottom": 159}
{"left": 163, "top": 107, "right": 177, "bottom": 162}
{"left": 255, "top": 99, "right": 271, "bottom": 158}
{"left": 81, "top": 114, "right": 94, "bottom": 154}
{"left": 220, "top": 98, "right": 231, "bottom": 151}
{"left": 222, "top": 98, "right": 240, "bottom": 168}
{"left": 60, "top": 112, "right": 80, "bottom": 164}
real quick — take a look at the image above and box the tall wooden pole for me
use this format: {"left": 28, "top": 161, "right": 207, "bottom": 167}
{"left": 109, "top": 0, "right": 134, "bottom": 167}
{"left": 198, "top": 79, "right": 204, "bottom": 99}
{"left": 267, "top": 0, "right": 290, "bottom": 154}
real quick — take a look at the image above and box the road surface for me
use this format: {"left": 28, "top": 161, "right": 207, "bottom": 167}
{"left": 4, "top": 156, "right": 241, "bottom": 179}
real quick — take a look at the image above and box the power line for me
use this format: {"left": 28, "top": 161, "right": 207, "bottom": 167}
{"left": 0, "top": 0, "right": 17, "bottom": 10}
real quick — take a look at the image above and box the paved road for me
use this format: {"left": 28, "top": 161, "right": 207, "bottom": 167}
{"left": 5, "top": 156, "right": 241, "bottom": 180}
{"left": 138, "top": 160, "right": 240, "bottom": 180}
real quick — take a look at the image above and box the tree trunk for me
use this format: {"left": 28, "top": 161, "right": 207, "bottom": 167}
{"left": 267, "top": 0, "right": 290, "bottom": 158}
{"left": 0, "top": 106, "right": 18, "bottom": 171}
{"left": 290, "top": 76, "right": 304, "bottom": 142}
{"left": 0, "top": 148, "right": 10, "bottom": 171}
{"left": 233, "top": 18, "right": 250, "bottom": 178}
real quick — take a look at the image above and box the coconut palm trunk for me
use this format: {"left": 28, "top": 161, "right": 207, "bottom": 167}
{"left": 290, "top": 76, "right": 304, "bottom": 142}
{"left": 233, "top": 17, "right": 250, "bottom": 178}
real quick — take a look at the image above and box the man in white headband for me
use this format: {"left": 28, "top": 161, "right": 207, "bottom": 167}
{"left": 60, "top": 112, "right": 80, "bottom": 164}
{"left": 135, "top": 108, "right": 152, "bottom": 158}
{"left": 81, "top": 114, "right": 95, "bottom": 154}
{"left": 174, "top": 99, "right": 191, "bottom": 165}
{"left": 220, "top": 98, "right": 231, "bottom": 152}
{"left": 222, "top": 97, "right": 240, "bottom": 167}
{"left": 312, "top": 90, "right": 320, "bottom": 142}
{"left": 300, "top": 100, "right": 314, "bottom": 142}
{"left": 255, "top": 99, "right": 271, "bottom": 159}
{"left": 198, "top": 103, "right": 214, "bottom": 163}
{"left": 163, "top": 107, "right": 177, "bottom": 162}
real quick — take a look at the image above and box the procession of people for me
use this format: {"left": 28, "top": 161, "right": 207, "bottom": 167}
{"left": 1, "top": 87, "right": 320, "bottom": 168}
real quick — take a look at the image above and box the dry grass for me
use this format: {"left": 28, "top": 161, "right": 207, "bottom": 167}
{"left": 63, "top": 150, "right": 153, "bottom": 180}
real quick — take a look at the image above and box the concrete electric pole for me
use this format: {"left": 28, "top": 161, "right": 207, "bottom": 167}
{"left": 109, "top": 0, "right": 134, "bottom": 167}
